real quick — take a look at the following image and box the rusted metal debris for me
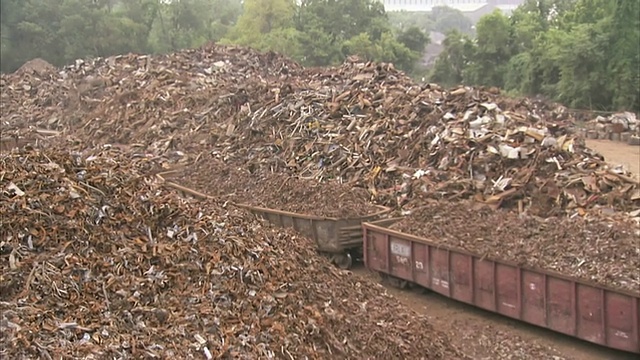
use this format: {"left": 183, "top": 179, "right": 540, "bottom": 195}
{"left": 12, "top": 58, "right": 57, "bottom": 77}
{"left": 167, "top": 157, "right": 640, "bottom": 292}
{"left": 161, "top": 157, "right": 378, "bottom": 218}
{"left": 1, "top": 44, "right": 637, "bottom": 218}
{"left": 0, "top": 145, "right": 464, "bottom": 359}
{"left": 391, "top": 200, "right": 640, "bottom": 293}
{"left": 434, "top": 318, "right": 569, "bottom": 359}
{"left": 1, "top": 44, "right": 637, "bottom": 358}
{"left": 584, "top": 112, "right": 639, "bottom": 143}
{"left": 0, "top": 44, "right": 300, "bottom": 145}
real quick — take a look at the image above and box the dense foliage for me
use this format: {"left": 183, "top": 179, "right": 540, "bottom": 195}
{"left": 0, "top": 0, "right": 427, "bottom": 74}
{"left": 220, "top": 0, "right": 428, "bottom": 71}
{"left": 430, "top": 0, "right": 639, "bottom": 111}
{"left": 0, "top": 0, "right": 638, "bottom": 111}
{"left": 0, "top": 0, "right": 241, "bottom": 71}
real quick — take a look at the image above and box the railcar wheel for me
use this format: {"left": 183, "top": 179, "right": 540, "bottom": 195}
{"left": 412, "top": 284, "right": 429, "bottom": 294}
{"left": 332, "top": 253, "right": 353, "bottom": 270}
{"left": 384, "top": 275, "right": 408, "bottom": 289}
{"left": 397, "top": 279, "right": 409, "bottom": 290}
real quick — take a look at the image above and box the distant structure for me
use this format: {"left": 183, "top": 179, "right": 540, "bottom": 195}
{"left": 380, "top": 0, "right": 524, "bottom": 13}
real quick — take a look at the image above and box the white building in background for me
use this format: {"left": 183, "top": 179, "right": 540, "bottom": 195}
{"left": 379, "top": 0, "right": 524, "bottom": 13}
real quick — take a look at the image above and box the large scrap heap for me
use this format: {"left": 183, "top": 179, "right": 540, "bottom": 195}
{"left": 3, "top": 44, "right": 637, "bottom": 215}
{"left": 1, "top": 43, "right": 638, "bottom": 359}
{"left": 0, "top": 145, "right": 461, "bottom": 359}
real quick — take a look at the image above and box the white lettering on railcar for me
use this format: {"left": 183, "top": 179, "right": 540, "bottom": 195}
{"left": 614, "top": 331, "right": 629, "bottom": 339}
{"left": 395, "top": 255, "right": 409, "bottom": 265}
{"left": 390, "top": 241, "right": 411, "bottom": 257}
{"left": 502, "top": 302, "right": 516, "bottom": 309}
{"left": 433, "top": 278, "right": 449, "bottom": 289}
{"left": 415, "top": 261, "right": 424, "bottom": 270}
{"left": 529, "top": 283, "right": 536, "bottom": 291}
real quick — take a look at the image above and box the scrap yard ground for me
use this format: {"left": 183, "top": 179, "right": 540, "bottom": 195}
{"left": 1, "top": 45, "right": 639, "bottom": 359}
{"left": 353, "top": 267, "right": 638, "bottom": 360}
{"left": 586, "top": 139, "right": 640, "bottom": 177}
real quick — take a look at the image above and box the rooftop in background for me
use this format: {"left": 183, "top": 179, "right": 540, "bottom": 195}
{"left": 380, "top": 0, "right": 525, "bottom": 13}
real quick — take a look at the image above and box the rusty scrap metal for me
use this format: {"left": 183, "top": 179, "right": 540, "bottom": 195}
{"left": 392, "top": 200, "right": 640, "bottom": 293}
{"left": 0, "top": 145, "right": 462, "bottom": 359}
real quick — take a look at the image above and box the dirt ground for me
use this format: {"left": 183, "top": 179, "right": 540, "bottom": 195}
{"left": 352, "top": 267, "right": 637, "bottom": 360}
{"left": 586, "top": 139, "right": 640, "bottom": 177}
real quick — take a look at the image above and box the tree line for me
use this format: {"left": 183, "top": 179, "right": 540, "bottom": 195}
{"left": 0, "top": 0, "right": 428, "bottom": 74}
{"left": 430, "top": 0, "right": 639, "bottom": 111}
{"left": 1, "top": 0, "right": 638, "bottom": 112}
{"left": 0, "top": 0, "right": 245, "bottom": 71}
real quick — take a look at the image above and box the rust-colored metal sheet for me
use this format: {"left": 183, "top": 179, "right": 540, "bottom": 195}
{"left": 237, "top": 203, "right": 391, "bottom": 254}
{"left": 362, "top": 220, "right": 640, "bottom": 354}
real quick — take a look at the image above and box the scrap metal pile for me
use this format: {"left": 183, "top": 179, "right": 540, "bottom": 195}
{"left": 391, "top": 201, "right": 640, "bottom": 292}
{"left": 442, "top": 320, "right": 566, "bottom": 359}
{"left": 584, "top": 111, "right": 640, "bottom": 144}
{"left": 2, "top": 44, "right": 638, "bottom": 216}
{"left": 0, "top": 145, "right": 462, "bottom": 359}
{"left": 1, "top": 44, "right": 638, "bottom": 357}
{"left": 165, "top": 158, "right": 378, "bottom": 218}
{"left": 0, "top": 45, "right": 300, "bottom": 158}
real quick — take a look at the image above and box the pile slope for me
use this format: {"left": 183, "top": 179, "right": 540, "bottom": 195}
{"left": 1, "top": 44, "right": 637, "bottom": 217}
{"left": 0, "top": 145, "right": 462, "bottom": 359}
{"left": 162, "top": 159, "right": 377, "bottom": 218}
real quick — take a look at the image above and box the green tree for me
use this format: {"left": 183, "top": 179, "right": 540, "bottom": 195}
{"left": 221, "top": 0, "right": 297, "bottom": 52}
{"left": 607, "top": 0, "right": 640, "bottom": 110}
{"left": 296, "top": 27, "right": 343, "bottom": 66}
{"left": 342, "top": 31, "right": 416, "bottom": 71}
{"left": 255, "top": 27, "right": 303, "bottom": 58}
{"left": 464, "top": 10, "right": 513, "bottom": 87}
{"left": 429, "top": 0, "right": 639, "bottom": 112}
{"left": 397, "top": 26, "right": 430, "bottom": 54}
{"left": 429, "top": 30, "right": 475, "bottom": 86}
{"left": 237, "top": 0, "right": 294, "bottom": 36}
{"left": 1, "top": 0, "right": 66, "bottom": 71}
{"left": 149, "top": 0, "right": 241, "bottom": 52}
{"left": 0, "top": 0, "right": 244, "bottom": 72}
{"left": 297, "top": 0, "right": 389, "bottom": 42}
{"left": 293, "top": 0, "right": 391, "bottom": 66}
{"left": 377, "top": 31, "right": 418, "bottom": 71}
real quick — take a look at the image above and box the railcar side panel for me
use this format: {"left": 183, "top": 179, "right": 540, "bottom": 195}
{"left": 362, "top": 223, "right": 640, "bottom": 354}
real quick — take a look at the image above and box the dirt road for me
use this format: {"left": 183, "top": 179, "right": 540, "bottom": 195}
{"left": 586, "top": 139, "right": 640, "bottom": 177}
{"left": 352, "top": 267, "right": 637, "bottom": 360}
